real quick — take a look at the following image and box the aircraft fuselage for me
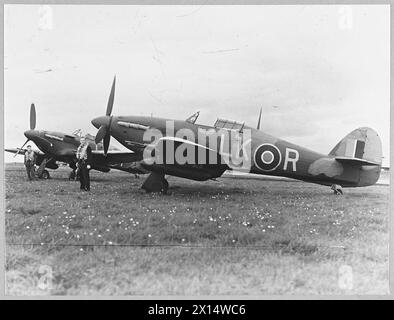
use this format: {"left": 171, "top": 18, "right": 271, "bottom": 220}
{"left": 92, "top": 115, "right": 381, "bottom": 188}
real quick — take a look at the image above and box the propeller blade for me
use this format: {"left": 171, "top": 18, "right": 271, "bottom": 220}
{"left": 14, "top": 139, "right": 29, "bottom": 157}
{"left": 106, "top": 76, "right": 116, "bottom": 116}
{"left": 257, "top": 107, "right": 262, "bottom": 130}
{"left": 103, "top": 134, "right": 110, "bottom": 156}
{"left": 30, "top": 103, "right": 36, "bottom": 130}
{"left": 93, "top": 77, "right": 116, "bottom": 154}
{"left": 95, "top": 125, "right": 108, "bottom": 144}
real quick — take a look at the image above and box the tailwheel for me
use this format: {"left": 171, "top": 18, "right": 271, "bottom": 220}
{"left": 330, "top": 184, "right": 343, "bottom": 195}
{"left": 141, "top": 172, "right": 169, "bottom": 194}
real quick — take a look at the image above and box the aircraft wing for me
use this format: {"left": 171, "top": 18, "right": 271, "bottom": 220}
{"left": 144, "top": 136, "right": 224, "bottom": 166}
{"left": 5, "top": 148, "right": 45, "bottom": 156}
{"left": 335, "top": 156, "right": 381, "bottom": 166}
{"left": 145, "top": 136, "right": 219, "bottom": 156}
{"left": 5, "top": 147, "right": 30, "bottom": 155}
{"left": 142, "top": 136, "right": 228, "bottom": 180}
{"left": 4, "top": 148, "right": 57, "bottom": 168}
{"left": 91, "top": 150, "right": 143, "bottom": 165}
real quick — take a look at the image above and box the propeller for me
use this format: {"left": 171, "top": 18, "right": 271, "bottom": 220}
{"left": 106, "top": 76, "right": 116, "bottom": 117}
{"left": 14, "top": 103, "right": 36, "bottom": 157}
{"left": 94, "top": 76, "right": 116, "bottom": 155}
{"left": 95, "top": 124, "right": 108, "bottom": 144}
{"left": 30, "top": 103, "right": 36, "bottom": 130}
{"left": 14, "top": 140, "right": 29, "bottom": 157}
{"left": 257, "top": 107, "right": 262, "bottom": 130}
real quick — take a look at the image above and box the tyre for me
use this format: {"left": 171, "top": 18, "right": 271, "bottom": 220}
{"left": 41, "top": 170, "right": 50, "bottom": 179}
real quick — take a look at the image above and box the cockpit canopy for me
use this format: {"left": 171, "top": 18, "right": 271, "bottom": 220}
{"left": 214, "top": 118, "right": 245, "bottom": 132}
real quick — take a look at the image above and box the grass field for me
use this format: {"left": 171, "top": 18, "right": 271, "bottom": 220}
{"left": 4, "top": 163, "right": 389, "bottom": 295}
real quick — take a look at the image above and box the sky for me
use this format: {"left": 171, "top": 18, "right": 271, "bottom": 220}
{"left": 3, "top": 4, "right": 390, "bottom": 166}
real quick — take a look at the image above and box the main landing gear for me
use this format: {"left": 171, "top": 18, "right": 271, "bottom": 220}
{"left": 68, "top": 161, "right": 80, "bottom": 181}
{"left": 40, "top": 169, "right": 50, "bottom": 179}
{"left": 141, "top": 172, "right": 169, "bottom": 194}
{"left": 69, "top": 169, "right": 80, "bottom": 181}
{"left": 331, "top": 184, "right": 343, "bottom": 195}
{"left": 34, "top": 169, "right": 50, "bottom": 179}
{"left": 36, "top": 158, "right": 51, "bottom": 179}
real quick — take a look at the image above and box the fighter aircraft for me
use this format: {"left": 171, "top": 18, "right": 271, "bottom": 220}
{"left": 91, "top": 77, "right": 382, "bottom": 194}
{"left": 5, "top": 104, "right": 146, "bottom": 179}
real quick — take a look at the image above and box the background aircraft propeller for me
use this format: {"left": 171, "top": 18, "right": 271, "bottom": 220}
{"left": 95, "top": 76, "right": 116, "bottom": 155}
{"left": 30, "top": 103, "right": 36, "bottom": 130}
{"left": 14, "top": 103, "right": 36, "bottom": 157}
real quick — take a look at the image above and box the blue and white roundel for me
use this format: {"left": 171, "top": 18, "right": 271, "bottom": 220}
{"left": 254, "top": 143, "right": 282, "bottom": 171}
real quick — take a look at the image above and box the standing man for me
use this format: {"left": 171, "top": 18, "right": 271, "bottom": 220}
{"left": 76, "top": 136, "right": 92, "bottom": 191}
{"left": 24, "top": 145, "right": 36, "bottom": 181}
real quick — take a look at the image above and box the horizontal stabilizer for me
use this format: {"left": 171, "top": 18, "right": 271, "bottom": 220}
{"left": 335, "top": 156, "right": 381, "bottom": 166}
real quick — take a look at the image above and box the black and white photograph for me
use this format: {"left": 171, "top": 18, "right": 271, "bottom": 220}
{"left": 2, "top": 3, "right": 390, "bottom": 297}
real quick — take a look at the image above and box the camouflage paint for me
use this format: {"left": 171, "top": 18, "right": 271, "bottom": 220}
{"left": 97, "top": 115, "right": 382, "bottom": 188}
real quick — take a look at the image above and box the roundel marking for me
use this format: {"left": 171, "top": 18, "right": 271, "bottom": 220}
{"left": 261, "top": 150, "right": 274, "bottom": 164}
{"left": 254, "top": 143, "right": 281, "bottom": 171}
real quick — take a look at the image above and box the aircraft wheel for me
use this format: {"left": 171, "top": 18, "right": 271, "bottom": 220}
{"left": 41, "top": 170, "right": 50, "bottom": 180}
{"left": 331, "top": 184, "right": 343, "bottom": 195}
{"left": 142, "top": 172, "right": 168, "bottom": 194}
{"left": 161, "top": 179, "right": 169, "bottom": 195}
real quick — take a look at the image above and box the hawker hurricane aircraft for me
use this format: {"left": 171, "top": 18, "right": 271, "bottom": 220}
{"left": 5, "top": 104, "right": 146, "bottom": 179}
{"left": 91, "top": 77, "right": 383, "bottom": 195}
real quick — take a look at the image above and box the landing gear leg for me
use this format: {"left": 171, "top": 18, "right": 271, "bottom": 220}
{"left": 36, "top": 158, "right": 50, "bottom": 179}
{"left": 141, "top": 172, "right": 169, "bottom": 194}
{"left": 331, "top": 184, "right": 343, "bottom": 195}
{"left": 69, "top": 161, "right": 79, "bottom": 181}
{"left": 69, "top": 170, "right": 76, "bottom": 181}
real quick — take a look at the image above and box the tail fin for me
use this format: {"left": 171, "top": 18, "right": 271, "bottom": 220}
{"left": 329, "top": 127, "right": 382, "bottom": 165}
{"left": 329, "top": 127, "right": 382, "bottom": 186}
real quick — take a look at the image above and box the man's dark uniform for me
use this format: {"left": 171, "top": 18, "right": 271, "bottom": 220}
{"left": 24, "top": 149, "right": 36, "bottom": 180}
{"left": 76, "top": 140, "right": 92, "bottom": 191}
